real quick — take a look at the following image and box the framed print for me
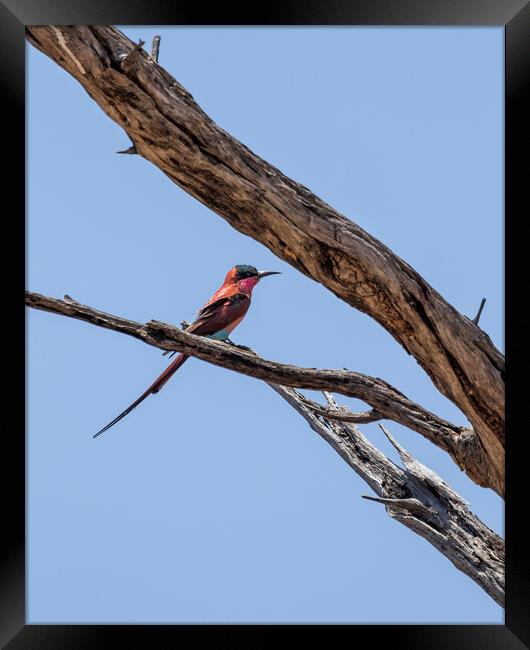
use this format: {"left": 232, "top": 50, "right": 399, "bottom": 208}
{"left": 3, "top": 0, "right": 527, "bottom": 646}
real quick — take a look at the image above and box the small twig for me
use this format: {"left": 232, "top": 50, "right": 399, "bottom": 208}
{"left": 63, "top": 294, "right": 81, "bottom": 305}
{"left": 297, "top": 394, "right": 383, "bottom": 423}
{"left": 151, "top": 35, "right": 161, "bottom": 63}
{"left": 472, "top": 297, "right": 487, "bottom": 325}
{"left": 315, "top": 406, "right": 382, "bottom": 424}
{"left": 322, "top": 391, "right": 338, "bottom": 408}
{"left": 117, "top": 143, "right": 138, "bottom": 155}
{"left": 378, "top": 423, "right": 415, "bottom": 466}
{"left": 379, "top": 423, "right": 468, "bottom": 507}
{"left": 361, "top": 494, "right": 434, "bottom": 517}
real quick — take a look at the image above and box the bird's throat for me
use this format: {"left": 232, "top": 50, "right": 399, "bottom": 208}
{"left": 237, "top": 277, "right": 259, "bottom": 294}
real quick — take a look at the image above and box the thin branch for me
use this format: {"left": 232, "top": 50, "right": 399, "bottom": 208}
{"left": 25, "top": 290, "right": 494, "bottom": 494}
{"left": 298, "top": 394, "right": 383, "bottom": 423}
{"left": 63, "top": 294, "right": 80, "bottom": 304}
{"left": 150, "top": 35, "right": 161, "bottom": 63}
{"left": 25, "top": 25, "right": 505, "bottom": 496}
{"left": 361, "top": 494, "right": 436, "bottom": 517}
{"left": 472, "top": 297, "right": 487, "bottom": 325}
{"left": 268, "top": 384, "right": 504, "bottom": 607}
{"left": 116, "top": 141, "right": 138, "bottom": 155}
{"left": 322, "top": 391, "right": 338, "bottom": 408}
{"left": 379, "top": 422, "right": 416, "bottom": 466}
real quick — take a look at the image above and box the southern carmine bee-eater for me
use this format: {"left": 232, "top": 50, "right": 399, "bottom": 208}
{"left": 93, "top": 265, "right": 280, "bottom": 438}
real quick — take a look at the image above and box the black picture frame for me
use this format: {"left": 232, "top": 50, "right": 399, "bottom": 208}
{"left": 4, "top": 0, "right": 527, "bottom": 646}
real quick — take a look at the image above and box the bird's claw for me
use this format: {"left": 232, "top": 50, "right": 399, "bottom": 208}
{"left": 226, "top": 339, "right": 252, "bottom": 351}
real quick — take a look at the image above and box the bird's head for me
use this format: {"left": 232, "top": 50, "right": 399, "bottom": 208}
{"left": 224, "top": 264, "right": 281, "bottom": 292}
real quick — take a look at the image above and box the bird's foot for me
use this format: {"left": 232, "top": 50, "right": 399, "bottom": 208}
{"left": 226, "top": 339, "right": 253, "bottom": 351}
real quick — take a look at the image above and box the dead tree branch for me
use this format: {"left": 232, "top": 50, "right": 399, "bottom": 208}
{"left": 25, "top": 25, "right": 505, "bottom": 495}
{"left": 473, "top": 297, "right": 487, "bottom": 325}
{"left": 26, "top": 290, "right": 490, "bottom": 493}
{"left": 150, "top": 35, "right": 161, "bottom": 63}
{"left": 267, "top": 384, "right": 504, "bottom": 607}
{"left": 25, "top": 288, "right": 504, "bottom": 606}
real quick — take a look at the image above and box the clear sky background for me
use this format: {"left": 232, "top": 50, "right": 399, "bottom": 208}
{"left": 27, "top": 27, "right": 503, "bottom": 624}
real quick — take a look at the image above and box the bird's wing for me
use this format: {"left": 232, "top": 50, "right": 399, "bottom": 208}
{"left": 194, "top": 283, "right": 234, "bottom": 317}
{"left": 190, "top": 292, "right": 251, "bottom": 335}
{"left": 163, "top": 292, "right": 249, "bottom": 358}
{"left": 93, "top": 293, "right": 251, "bottom": 439}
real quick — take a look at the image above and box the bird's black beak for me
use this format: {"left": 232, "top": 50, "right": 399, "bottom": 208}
{"left": 258, "top": 270, "right": 281, "bottom": 279}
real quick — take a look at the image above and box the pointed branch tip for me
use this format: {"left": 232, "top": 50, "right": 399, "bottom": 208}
{"left": 117, "top": 144, "right": 138, "bottom": 155}
{"left": 378, "top": 423, "right": 414, "bottom": 464}
{"left": 361, "top": 494, "right": 434, "bottom": 517}
{"left": 472, "top": 297, "right": 487, "bottom": 325}
{"left": 151, "top": 35, "right": 161, "bottom": 63}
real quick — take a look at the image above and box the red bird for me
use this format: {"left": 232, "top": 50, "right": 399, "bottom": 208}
{"left": 93, "top": 265, "right": 280, "bottom": 438}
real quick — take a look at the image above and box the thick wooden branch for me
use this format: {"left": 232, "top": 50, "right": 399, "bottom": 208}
{"left": 268, "top": 385, "right": 504, "bottom": 607}
{"left": 25, "top": 26, "right": 504, "bottom": 495}
{"left": 26, "top": 290, "right": 492, "bottom": 494}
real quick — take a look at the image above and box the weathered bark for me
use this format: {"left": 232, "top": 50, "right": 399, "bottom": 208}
{"left": 26, "top": 291, "right": 488, "bottom": 492}
{"left": 269, "top": 386, "right": 504, "bottom": 607}
{"left": 25, "top": 291, "right": 504, "bottom": 606}
{"left": 25, "top": 25, "right": 504, "bottom": 495}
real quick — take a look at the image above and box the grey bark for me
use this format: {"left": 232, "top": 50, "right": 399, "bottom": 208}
{"left": 269, "top": 388, "right": 504, "bottom": 607}
{"left": 25, "top": 25, "right": 504, "bottom": 496}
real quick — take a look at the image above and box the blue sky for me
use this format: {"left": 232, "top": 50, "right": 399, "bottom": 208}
{"left": 27, "top": 27, "right": 503, "bottom": 623}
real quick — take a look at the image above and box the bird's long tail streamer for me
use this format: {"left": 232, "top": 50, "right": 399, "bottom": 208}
{"left": 93, "top": 353, "right": 189, "bottom": 438}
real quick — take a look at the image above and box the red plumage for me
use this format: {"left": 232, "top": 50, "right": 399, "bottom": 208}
{"left": 93, "top": 265, "right": 277, "bottom": 438}
{"left": 150, "top": 292, "right": 251, "bottom": 394}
